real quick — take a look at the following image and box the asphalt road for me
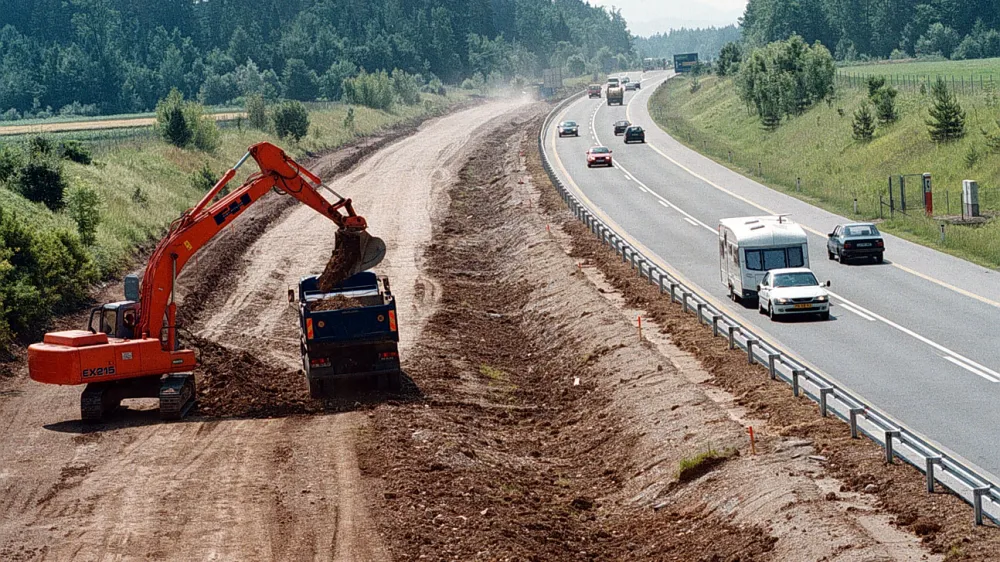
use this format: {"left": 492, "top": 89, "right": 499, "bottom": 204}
{"left": 547, "top": 71, "right": 1000, "bottom": 481}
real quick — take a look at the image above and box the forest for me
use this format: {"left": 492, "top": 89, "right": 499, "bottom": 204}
{"left": 0, "top": 0, "right": 634, "bottom": 119}
{"left": 635, "top": 25, "right": 741, "bottom": 61}
{"left": 741, "top": 0, "right": 1000, "bottom": 61}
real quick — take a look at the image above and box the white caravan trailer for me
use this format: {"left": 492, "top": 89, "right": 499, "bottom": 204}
{"left": 719, "top": 216, "right": 809, "bottom": 302}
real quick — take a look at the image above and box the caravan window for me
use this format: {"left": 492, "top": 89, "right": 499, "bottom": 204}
{"left": 744, "top": 246, "right": 804, "bottom": 271}
{"left": 787, "top": 246, "right": 804, "bottom": 267}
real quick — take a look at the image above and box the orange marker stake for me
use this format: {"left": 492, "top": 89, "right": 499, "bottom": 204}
{"left": 638, "top": 315, "right": 642, "bottom": 339}
{"left": 748, "top": 426, "right": 757, "bottom": 455}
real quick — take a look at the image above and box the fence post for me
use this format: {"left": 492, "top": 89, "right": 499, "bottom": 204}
{"left": 849, "top": 407, "right": 864, "bottom": 439}
{"left": 925, "top": 456, "right": 942, "bottom": 492}
{"left": 746, "top": 339, "right": 758, "bottom": 365}
{"left": 884, "top": 430, "right": 900, "bottom": 463}
{"left": 728, "top": 326, "right": 740, "bottom": 350}
{"left": 819, "top": 387, "right": 834, "bottom": 417}
{"left": 767, "top": 354, "right": 779, "bottom": 380}
{"left": 792, "top": 370, "right": 803, "bottom": 397}
{"left": 712, "top": 315, "right": 722, "bottom": 337}
{"left": 974, "top": 487, "right": 989, "bottom": 526}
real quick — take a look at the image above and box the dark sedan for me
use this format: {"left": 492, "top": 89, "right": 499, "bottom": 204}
{"left": 624, "top": 126, "right": 645, "bottom": 143}
{"left": 558, "top": 120, "right": 579, "bottom": 137}
{"left": 613, "top": 120, "right": 631, "bottom": 135}
{"left": 827, "top": 222, "right": 885, "bottom": 264}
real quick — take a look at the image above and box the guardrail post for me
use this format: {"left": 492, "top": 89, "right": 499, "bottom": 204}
{"left": 659, "top": 276, "right": 666, "bottom": 295}
{"left": 746, "top": 340, "right": 758, "bottom": 365}
{"left": 728, "top": 326, "right": 740, "bottom": 350}
{"left": 819, "top": 387, "right": 834, "bottom": 417}
{"left": 884, "top": 430, "right": 901, "bottom": 463}
{"left": 792, "top": 370, "right": 803, "bottom": 397}
{"left": 849, "top": 407, "right": 865, "bottom": 439}
{"left": 670, "top": 283, "right": 679, "bottom": 303}
{"left": 682, "top": 292, "right": 691, "bottom": 313}
{"left": 697, "top": 303, "right": 706, "bottom": 325}
{"left": 767, "top": 354, "right": 779, "bottom": 380}
{"left": 712, "top": 315, "right": 722, "bottom": 337}
{"left": 925, "top": 456, "right": 942, "bottom": 492}
{"left": 974, "top": 487, "right": 989, "bottom": 526}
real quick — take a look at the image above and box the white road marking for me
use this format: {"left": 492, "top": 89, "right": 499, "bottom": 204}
{"left": 563, "top": 93, "right": 1000, "bottom": 385}
{"left": 657, "top": 200, "right": 671, "bottom": 210}
{"left": 835, "top": 301, "right": 876, "bottom": 322}
{"left": 623, "top": 175, "right": 632, "bottom": 181}
{"left": 944, "top": 356, "right": 999, "bottom": 383}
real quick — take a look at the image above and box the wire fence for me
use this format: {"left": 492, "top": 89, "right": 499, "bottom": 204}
{"left": 836, "top": 71, "right": 997, "bottom": 95}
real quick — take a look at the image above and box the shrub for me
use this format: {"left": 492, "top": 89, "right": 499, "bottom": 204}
{"left": 320, "top": 60, "right": 357, "bottom": 101}
{"left": 567, "top": 54, "right": 586, "bottom": 77}
{"left": 342, "top": 70, "right": 394, "bottom": 110}
{"left": 736, "top": 36, "right": 836, "bottom": 128}
{"left": 852, "top": 104, "right": 876, "bottom": 141}
{"left": 282, "top": 58, "right": 319, "bottom": 101}
{"left": 65, "top": 184, "right": 101, "bottom": 245}
{"left": 58, "top": 140, "right": 93, "bottom": 165}
{"left": 391, "top": 69, "right": 421, "bottom": 105}
{"left": 271, "top": 101, "right": 310, "bottom": 142}
{"left": 0, "top": 207, "right": 96, "bottom": 341}
{"left": 191, "top": 162, "right": 217, "bottom": 192}
{"left": 13, "top": 157, "right": 66, "bottom": 210}
{"left": 131, "top": 186, "right": 149, "bottom": 207}
{"left": 964, "top": 144, "right": 982, "bottom": 169}
{"left": 871, "top": 85, "right": 898, "bottom": 124}
{"left": 155, "top": 88, "right": 220, "bottom": 151}
{"left": 927, "top": 78, "right": 966, "bottom": 142}
{"left": 716, "top": 42, "right": 742, "bottom": 76}
{"left": 343, "top": 106, "right": 355, "bottom": 131}
{"left": 0, "top": 144, "right": 24, "bottom": 182}
{"left": 245, "top": 94, "right": 269, "bottom": 131}
{"left": 28, "top": 136, "right": 54, "bottom": 157}
{"left": 866, "top": 76, "right": 886, "bottom": 98}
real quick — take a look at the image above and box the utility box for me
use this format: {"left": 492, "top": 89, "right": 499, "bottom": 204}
{"left": 963, "top": 180, "right": 980, "bottom": 218}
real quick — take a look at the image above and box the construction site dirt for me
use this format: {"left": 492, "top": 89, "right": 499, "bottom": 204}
{"left": 0, "top": 97, "right": 992, "bottom": 561}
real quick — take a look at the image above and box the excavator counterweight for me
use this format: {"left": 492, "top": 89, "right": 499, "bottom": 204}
{"left": 27, "top": 142, "right": 383, "bottom": 421}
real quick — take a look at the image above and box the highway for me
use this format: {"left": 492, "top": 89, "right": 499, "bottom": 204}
{"left": 546, "top": 71, "right": 1000, "bottom": 481}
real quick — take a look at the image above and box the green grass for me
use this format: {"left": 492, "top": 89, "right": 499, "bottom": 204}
{"left": 676, "top": 446, "right": 734, "bottom": 482}
{"left": 841, "top": 57, "right": 1000, "bottom": 82}
{"left": 0, "top": 92, "right": 471, "bottom": 277}
{"left": 649, "top": 74, "right": 1000, "bottom": 269}
{"left": 0, "top": 106, "right": 244, "bottom": 129}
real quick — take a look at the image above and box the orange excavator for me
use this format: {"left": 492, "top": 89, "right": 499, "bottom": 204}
{"left": 27, "top": 142, "right": 385, "bottom": 421}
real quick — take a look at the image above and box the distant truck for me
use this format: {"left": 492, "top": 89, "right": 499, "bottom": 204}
{"left": 588, "top": 84, "right": 602, "bottom": 98}
{"left": 606, "top": 77, "right": 624, "bottom": 106}
{"left": 296, "top": 271, "right": 401, "bottom": 397}
{"left": 719, "top": 216, "right": 809, "bottom": 303}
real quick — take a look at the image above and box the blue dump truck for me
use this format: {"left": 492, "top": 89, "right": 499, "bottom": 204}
{"left": 296, "top": 271, "right": 401, "bottom": 398}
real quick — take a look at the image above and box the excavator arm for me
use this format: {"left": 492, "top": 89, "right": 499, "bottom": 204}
{"left": 137, "top": 141, "right": 385, "bottom": 350}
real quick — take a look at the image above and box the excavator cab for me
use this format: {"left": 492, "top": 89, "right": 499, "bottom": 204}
{"left": 87, "top": 302, "right": 138, "bottom": 340}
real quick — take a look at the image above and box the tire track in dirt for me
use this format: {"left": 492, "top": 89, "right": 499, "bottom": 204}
{"left": 0, "top": 99, "right": 532, "bottom": 561}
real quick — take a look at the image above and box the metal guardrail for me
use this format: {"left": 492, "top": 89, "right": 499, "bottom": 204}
{"left": 538, "top": 90, "right": 1000, "bottom": 526}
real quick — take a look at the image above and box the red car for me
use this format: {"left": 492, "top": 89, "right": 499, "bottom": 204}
{"left": 586, "top": 146, "right": 613, "bottom": 168}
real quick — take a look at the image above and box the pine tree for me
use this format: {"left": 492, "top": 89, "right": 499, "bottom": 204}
{"left": 852, "top": 103, "right": 875, "bottom": 141}
{"left": 927, "top": 78, "right": 966, "bottom": 142}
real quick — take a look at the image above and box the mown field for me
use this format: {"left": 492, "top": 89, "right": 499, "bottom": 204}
{"left": 650, "top": 73, "right": 1000, "bottom": 268}
{"left": 0, "top": 92, "right": 470, "bottom": 277}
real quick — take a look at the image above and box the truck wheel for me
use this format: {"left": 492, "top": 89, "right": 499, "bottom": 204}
{"left": 308, "top": 379, "right": 325, "bottom": 399}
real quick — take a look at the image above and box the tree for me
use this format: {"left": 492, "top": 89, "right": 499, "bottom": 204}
{"left": 14, "top": 157, "right": 67, "bottom": 210}
{"left": 872, "top": 86, "right": 898, "bottom": 124}
{"left": 566, "top": 54, "right": 586, "bottom": 77}
{"left": 157, "top": 89, "right": 194, "bottom": 148}
{"left": 716, "top": 42, "right": 742, "bottom": 77}
{"left": 915, "top": 23, "right": 960, "bottom": 57}
{"left": 391, "top": 69, "right": 420, "bottom": 105}
{"left": 282, "top": 58, "right": 318, "bottom": 101}
{"left": 272, "top": 101, "right": 310, "bottom": 142}
{"left": 65, "top": 185, "right": 101, "bottom": 246}
{"left": 852, "top": 103, "right": 876, "bottom": 141}
{"left": 246, "top": 94, "right": 268, "bottom": 131}
{"left": 927, "top": 78, "right": 966, "bottom": 142}
{"left": 320, "top": 61, "right": 357, "bottom": 101}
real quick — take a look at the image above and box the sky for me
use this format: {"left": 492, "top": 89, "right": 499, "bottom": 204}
{"left": 590, "top": 0, "right": 747, "bottom": 37}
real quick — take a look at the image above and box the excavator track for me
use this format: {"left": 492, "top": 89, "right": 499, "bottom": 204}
{"left": 80, "top": 383, "right": 122, "bottom": 422}
{"left": 159, "top": 373, "right": 196, "bottom": 420}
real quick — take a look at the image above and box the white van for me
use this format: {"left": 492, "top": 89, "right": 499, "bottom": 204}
{"left": 719, "top": 216, "right": 809, "bottom": 302}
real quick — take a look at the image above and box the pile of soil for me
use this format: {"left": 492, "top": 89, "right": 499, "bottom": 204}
{"left": 307, "top": 295, "right": 364, "bottom": 311}
{"left": 315, "top": 233, "right": 362, "bottom": 292}
{"left": 358, "top": 117, "right": 779, "bottom": 561}
{"left": 189, "top": 335, "right": 313, "bottom": 418}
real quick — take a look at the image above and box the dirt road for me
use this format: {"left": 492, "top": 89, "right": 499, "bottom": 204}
{"left": 0, "top": 99, "right": 530, "bottom": 561}
{"left": 0, "top": 113, "right": 244, "bottom": 136}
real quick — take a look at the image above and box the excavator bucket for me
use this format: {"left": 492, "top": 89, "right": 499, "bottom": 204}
{"left": 316, "top": 229, "right": 387, "bottom": 291}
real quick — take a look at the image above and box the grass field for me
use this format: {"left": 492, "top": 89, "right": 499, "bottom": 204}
{"left": 650, "top": 74, "right": 1000, "bottom": 268}
{"left": 0, "top": 91, "right": 471, "bottom": 277}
